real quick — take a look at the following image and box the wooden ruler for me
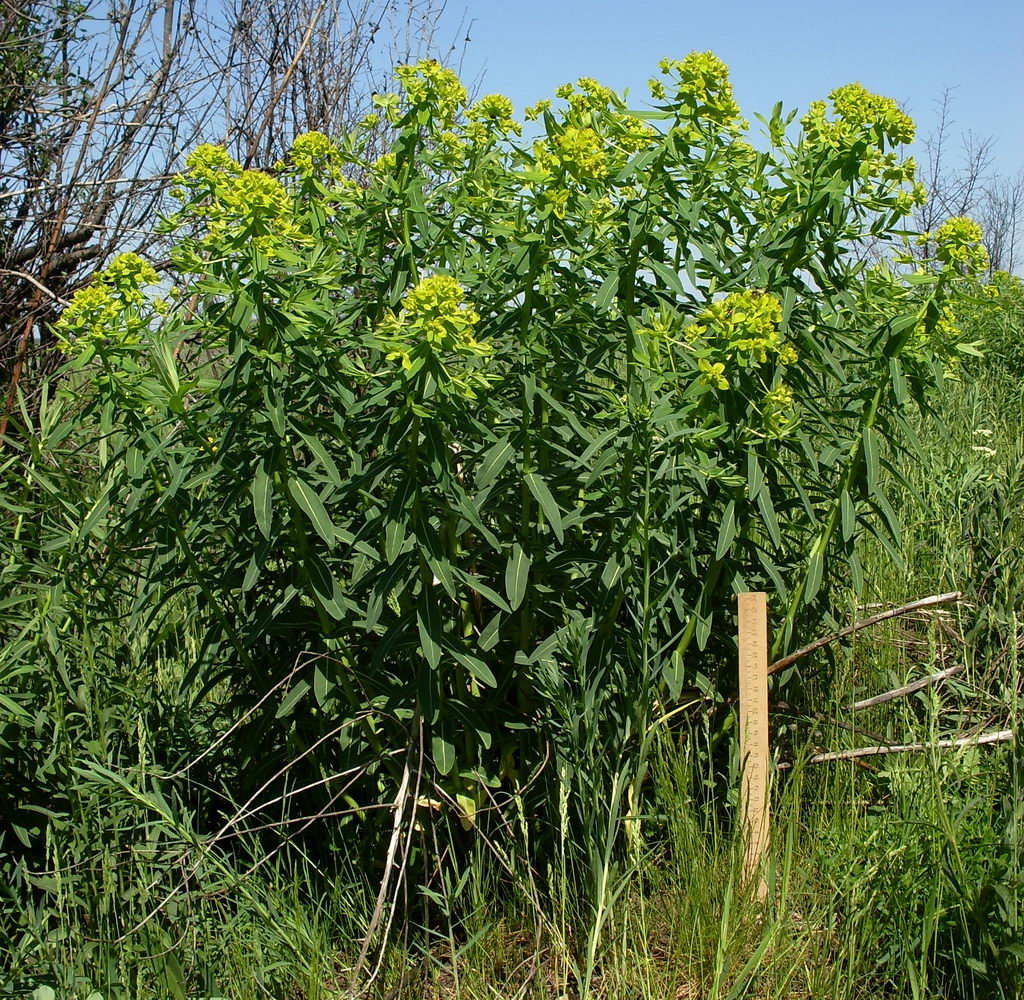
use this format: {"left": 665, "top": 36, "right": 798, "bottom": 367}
{"left": 738, "top": 591, "right": 769, "bottom": 902}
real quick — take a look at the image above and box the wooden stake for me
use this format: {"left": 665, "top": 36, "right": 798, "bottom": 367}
{"left": 738, "top": 592, "right": 769, "bottom": 902}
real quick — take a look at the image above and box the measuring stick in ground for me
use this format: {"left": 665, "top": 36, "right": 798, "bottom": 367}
{"left": 738, "top": 591, "right": 769, "bottom": 902}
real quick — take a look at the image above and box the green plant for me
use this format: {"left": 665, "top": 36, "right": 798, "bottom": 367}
{"left": 1, "top": 52, "right": 997, "bottom": 996}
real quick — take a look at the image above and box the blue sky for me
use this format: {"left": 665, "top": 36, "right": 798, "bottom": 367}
{"left": 452, "top": 0, "right": 1023, "bottom": 179}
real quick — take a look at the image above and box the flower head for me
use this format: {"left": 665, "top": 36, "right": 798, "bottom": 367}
{"left": 802, "top": 83, "right": 915, "bottom": 149}
{"left": 55, "top": 253, "right": 160, "bottom": 357}
{"left": 554, "top": 126, "right": 607, "bottom": 181}
{"left": 377, "top": 275, "right": 487, "bottom": 357}
{"left": 697, "top": 357, "right": 728, "bottom": 389}
{"left": 287, "top": 131, "right": 345, "bottom": 182}
{"left": 395, "top": 60, "right": 467, "bottom": 127}
{"left": 688, "top": 290, "right": 789, "bottom": 364}
{"left": 467, "top": 93, "right": 521, "bottom": 136}
{"left": 658, "top": 52, "right": 741, "bottom": 129}
{"left": 930, "top": 216, "right": 989, "bottom": 275}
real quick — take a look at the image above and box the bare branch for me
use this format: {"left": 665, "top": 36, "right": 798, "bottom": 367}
{"left": 769, "top": 591, "right": 963, "bottom": 677}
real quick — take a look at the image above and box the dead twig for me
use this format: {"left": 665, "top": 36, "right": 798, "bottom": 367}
{"left": 782, "top": 728, "right": 1014, "bottom": 768}
{"left": 769, "top": 592, "right": 963, "bottom": 677}
{"left": 851, "top": 663, "right": 966, "bottom": 711}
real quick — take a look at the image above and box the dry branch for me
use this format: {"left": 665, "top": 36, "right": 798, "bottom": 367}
{"left": 803, "top": 728, "right": 1013, "bottom": 765}
{"left": 769, "top": 591, "right": 962, "bottom": 677}
{"left": 851, "top": 663, "right": 965, "bottom": 711}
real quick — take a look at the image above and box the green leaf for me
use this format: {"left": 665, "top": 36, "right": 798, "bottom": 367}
{"left": 306, "top": 553, "right": 347, "bottom": 619}
{"left": 648, "top": 258, "right": 685, "bottom": 295}
{"left": 804, "top": 550, "right": 824, "bottom": 605}
{"left": 524, "top": 472, "right": 563, "bottom": 542}
{"left": 863, "top": 426, "right": 879, "bottom": 495}
{"left": 756, "top": 488, "right": 782, "bottom": 548}
{"left": 432, "top": 734, "right": 456, "bottom": 775}
{"left": 296, "top": 429, "right": 343, "bottom": 487}
{"left": 746, "top": 453, "right": 764, "bottom": 500}
{"left": 384, "top": 516, "right": 407, "bottom": 564}
{"left": 287, "top": 476, "right": 336, "bottom": 547}
{"left": 478, "top": 612, "right": 502, "bottom": 651}
{"left": 451, "top": 647, "right": 498, "bottom": 688}
{"left": 452, "top": 567, "right": 511, "bottom": 613}
{"left": 841, "top": 489, "right": 856, "bottom": 543}
{"left": 476, "top": 434, "right": 515, "bottom": 489}
{"left": 276, "top": 679, "right": 310, "bottom": 719}
{"left": 313, "top": 661, "right": 333, "bottom": 705}
{"left": 504, "top": 544, "right": 531, "bottom": 611}
{"left": 252, "top": 460, "right": 273, "bottom": 539}
{"left": 601, "top": 554, "right": 622, "bottom": 589}
{"left": 715, "top": 500, "right": 736, "bottom": 560}
{"left": 595, "top": 271, "right": 619, "bottom": 311}
{"left": 417, "top": 594, "right": 443, "bottom": 669}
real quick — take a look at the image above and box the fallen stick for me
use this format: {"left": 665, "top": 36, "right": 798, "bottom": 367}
{"left": 803, "top": 728, "right": 1013, "bottom": 765}
{"left": 851, "top": 663, "right": 965, "bottom": 711}
{"left": 769, "top": 592, "right": 962, "bottom": 677}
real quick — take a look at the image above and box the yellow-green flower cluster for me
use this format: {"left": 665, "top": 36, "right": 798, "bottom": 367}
{"left": 102, "top": 252, "right": 159, "bottom": 300}
{"left": 698, "top": 357, "right": 728, "bottom": 389}
{"left": 377, "top": 275, "right": 488, "bottom": 364}
{"left": 613, "top": 118, "right": 660, "bottom": 155}
{"left": 654, "top": 52, "right": 742, "bottom": 130}
{"left": 688, "top": 290, "right": 792, "bottom": 364}
{"left": 55, "top": 252, "right": 159, "bottom": 357}
{"left": 913, "top": 302, "right": 961, "bottom": 364}
{"left": 466, "top": 93, "right": 521, "bottom": 142}
{"left": 522, "top": 76, "right": 660, "bottom": 219}
{"left": 556, "top": 76, "right": 616, "bottom": 122}
{"left": 802, "top": 83, "right": 916, "bottom": 149}
{"left": 174, "top": 143, "right": 300, "bottom": 247}
{"left": 928, "top": 216, "right": 989, "bottom": 275}
{"left": 180, "top": 143, "right": 241, "bottom": 186}
{"left": 852, "top": 151, "right": 928, "bottom": 216}
{"left": 985, "top": 269, "right": 1023, "bottom": 302}
{"left": 553, "top": 126, "right": 608, "bottom": 181}
{"left": 222, "top": 170, "right": 291, "bottom": 221}
{"left": 525, "top": 98, "right": 552, "bottom": 122}
{"left": 286, "top": 131, "right": 345, "bottom": 183}
{"left": 394, "top": 59, "right": 467, "bottom": 127}
{"left": 686, "top": 292, "right": 797, "bottom": 422}
{"left": 894, "top": 180, "right": 929, "bottom": 216}
{"left": 761, "top": 383, "right": 796, "bottom": 436}
{"left": 436, "top": 130, "right": 469, "bottom": 168}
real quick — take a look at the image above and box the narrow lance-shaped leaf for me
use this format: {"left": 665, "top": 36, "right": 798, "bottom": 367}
{"left": 252, "top": 460, "right": 273, "bottom": 539}
{"left": 504, "top": 544, "right": 531, "bottom": 612}
{"left": 287, "top": 476, "right": 336, "bottom": 547}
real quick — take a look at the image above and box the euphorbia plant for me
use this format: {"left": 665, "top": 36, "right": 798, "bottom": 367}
{"left": 49, "top": 54, "right": 985, "bottom": 873}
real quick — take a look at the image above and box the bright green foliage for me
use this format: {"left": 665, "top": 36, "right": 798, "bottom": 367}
{"left": 45, "top": 52, "right": 984, "bottom": 792}
{"left": 2, "top": 55, "right": 993, "bottom": 987}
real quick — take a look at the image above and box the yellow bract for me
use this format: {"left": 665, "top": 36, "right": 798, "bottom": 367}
{"left": 688, "top": 291, "right": 791, "bottom": 364}
{"left": 697, "top": 357, "right": 728, "bottom": 389}
{"left": 930, "top": 216, "right": 989, "bottom": 275}
{"left": 656, "top": 52, "right": 742, "bottom": 130}
{"left": 377, "top": 275, "right": 488, "bottom": 358}
{"left": 395, "top": 59, "right": 467, "bottom": 127}
{"left": 55, "top": 252, "right": 161, "bottom": 358}
{"left": 287, "top": 131, "right": 345, "bottom": 182}
{"left": 802, "top": 83, "right": 916, "bottom": 149}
